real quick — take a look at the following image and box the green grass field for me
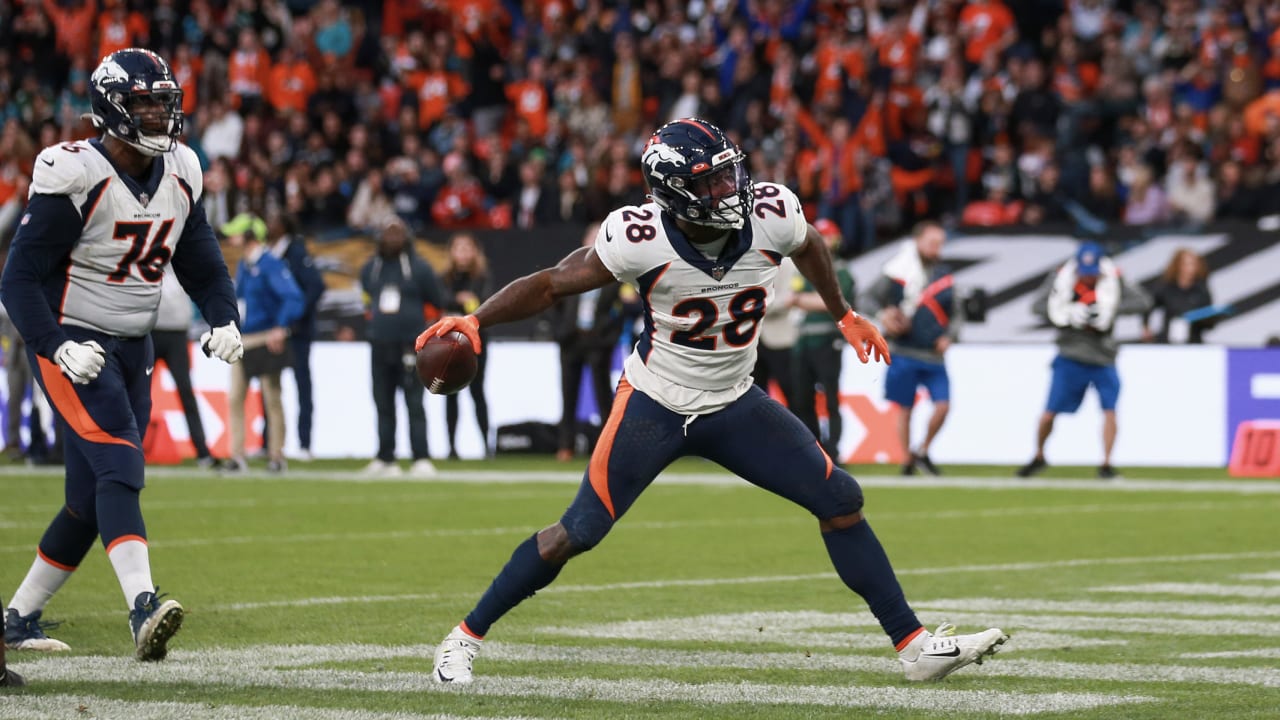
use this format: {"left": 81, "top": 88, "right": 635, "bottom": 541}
{"left": 2, "top": 458, "right": 1278, "bottom": 719}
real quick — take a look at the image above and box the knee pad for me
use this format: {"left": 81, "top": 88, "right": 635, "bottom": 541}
{"left": 825, "top": 468, "right": 865, "bottom": 517}
{"left": 559, "top": 500, "right": 614, "bottom": 552}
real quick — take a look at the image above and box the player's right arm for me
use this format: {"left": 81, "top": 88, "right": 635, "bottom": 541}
{"left": 0, "top": 148, "right": 86, "bottom": 360}
{"left": 416, "top": 244, "right": 615, "bottom": 353}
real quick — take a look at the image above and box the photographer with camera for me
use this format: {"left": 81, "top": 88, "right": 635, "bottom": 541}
{"left": 1018, "top": 242, "right": 1152, "bottom": 479}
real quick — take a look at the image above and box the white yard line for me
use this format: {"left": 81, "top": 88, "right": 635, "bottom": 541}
{"left": 1180, "top": 648, "right": 1280, "bottom": 659}
{"left": 1238, "top": 571, "right": 1280, "bottom": 581}
{"left": 55, "top": 549, "right": 1280, "bottom": 618}
{"left": 537, "top": 608, "right": 1280, "bottom": 642}
{"left": 10, "top": 649, "right": 1153, "bottom": 716}
{"left": 6, "top": 465, "right": 1277, "bottom": 494}
{"left": 1091, "top": 583, "right": 1280, "bottom": 599}
{"left": 0, "top": 695, "right": 546, "bottom": 720}
{"left": 915, "top": 597, "right": 1280, "bottom": 618}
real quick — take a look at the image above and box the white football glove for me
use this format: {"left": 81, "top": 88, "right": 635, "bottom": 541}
{"left": 54, "top": 340, "right": 106, "bottom": 384}
{"left": 1067, "top": 303, "right": 1093, "bottom": 328}
{"left": 200, "top": 322, "right": 244, "bottom": 364}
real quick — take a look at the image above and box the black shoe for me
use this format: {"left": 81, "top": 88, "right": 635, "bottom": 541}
{"left": 0, "top": 668, "right": 25, "bottom": 687}
{"left": 913, "top": 452, "right": 941, "bottom": 476}
{"left": 1098, "top": 464, "right": 1119, "bottom": 479}
{"left": 1016, "top": 457, "right": 1047, "bottom": 478}
{"left": 901, "top": 457, "right": 917, "bottom": 476}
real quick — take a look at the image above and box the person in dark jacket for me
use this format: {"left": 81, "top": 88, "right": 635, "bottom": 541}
{"left": 860, "top": 222, "right": 959, "bottom": 476}
{"left": 1142, "top": 248, "right": 1214, "bottom": 344}
{"left": 266, "top": 213, "right": 325, "bottom": 461}
{"left": 441, "top": 233, "right": 493, "bottom": 459}
{"left": 551, "top": 224, "right": 634, "bottom": 461}
{"left": 360, "top": 218, "right": 444, "bottom": 477}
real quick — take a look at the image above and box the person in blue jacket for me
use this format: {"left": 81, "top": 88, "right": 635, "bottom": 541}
{"left": 221, "top": 213, "right": 305, "bottom": 473}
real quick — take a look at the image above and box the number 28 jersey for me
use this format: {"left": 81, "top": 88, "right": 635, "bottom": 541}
{"left": 28, "top": 138, "right": 205, "bottom": 338}
{"left": 593, "top": 182, "right": 807, "bottom": 414}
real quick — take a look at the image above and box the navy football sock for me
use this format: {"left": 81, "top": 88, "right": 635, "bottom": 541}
{"left": 96, "top": 482, "right": 146, "bottom": 549}
{"left": 464, "top": 534, "right": 564, "bottom": 637}
{"left": 37, "top": 506, "right": 98, "bottom": 569}
{"left": 821, "top": 520, "right": 922, "bottom": 647}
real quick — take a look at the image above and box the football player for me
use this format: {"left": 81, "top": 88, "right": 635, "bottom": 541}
{"left": 0, "top": 596, "right": 24, "bottom": 687}
{"left": 1, "top": 48, "right": 242, "bottom": 660}
{"left": 417, "top": 118, "right": 1007, "bottom": 683}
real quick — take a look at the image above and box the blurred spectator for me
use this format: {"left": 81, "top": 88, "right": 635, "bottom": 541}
{"left": 789, "top": 219, "right": 856, "bottom": 463}
{"left": 201, "top": 99, "right": 244, "bottom": 162}
{"left": 1165, "top": 144, "right": 1216, "bottom": 224}
{"left": 551, "top": 224, "right": 630, "bottom": 462}
{"left": 754, "top": 249, "right": 798, "bottom": 409}
{"left": 441, "top": 233, "right": 492, "bottom": 459}
{"left": 431, "top": 152, "right": 489, "bottom": 228}
{"left": 267, "top": 213, "right": 325, "bottom": 461}
{"left": 1213, "top": 160, "right": 1259, "bottom": 220}
{"left": 514, "top": 158, "right": 556, "bottom": 229}
{"left": 359, "top": 219, "right": 443, "bottom": 477}
{"left": 150, "top": 267, "right": 223, "bottom": 469}
{"left": 1, "top": 304, "right": 51, "bottom": 464}
{"left": 1122, "top": 164, "right": 1171, "bottom": 225}
{"left": 860, "top": 222, "right": 956, "bottom": 476}
{"left": 1143, "top": 248, "right": 1215, "bottom": 344}
{"left": 347, "top": 167, "right": 399, "bottom": 232}
{"left": 222, "top": 214, "right": 305, "bottom": 474}
{"left": 1020, "top": 242, "right": 1153, "bottom": 480}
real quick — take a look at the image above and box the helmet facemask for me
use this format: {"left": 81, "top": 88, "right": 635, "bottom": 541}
{"left": 108, "top": 87, "right": 184, "bottom": 156}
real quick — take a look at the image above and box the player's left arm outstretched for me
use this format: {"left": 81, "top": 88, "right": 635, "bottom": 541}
{"left": 416, "top": 245, "right": 616, "bottom": 354}
{"left": 790, "top": 222, "right": 890, "bottom": 364}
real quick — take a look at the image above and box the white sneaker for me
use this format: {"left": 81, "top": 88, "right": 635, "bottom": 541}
{"left": 361, "top": 459, "right": 402, "bottom": 477}
{"left": 294, "top": 449, "right": 314, "bottom": 462}
{"left": 433, "top": 624, "right": 482, "bottom": 683}
{"left": 409, "top": 458, "right": 437, "bottom": 477}
{"left": 898, "top": 623, "right": 1008, "bottom": 682}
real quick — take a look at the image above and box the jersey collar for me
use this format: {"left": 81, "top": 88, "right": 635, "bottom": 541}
{"left": 90, "top": 137, "right": 165, "bottom": 206}
{"left": 660, "top": 213, "right": 754, "bottom": 282}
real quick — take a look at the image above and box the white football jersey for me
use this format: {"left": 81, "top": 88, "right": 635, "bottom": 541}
{"left": 593, "top": 182, "right": 808, "bottom": 414}
{"left": 28, "top": 139, "right": 204, "bottom": 337}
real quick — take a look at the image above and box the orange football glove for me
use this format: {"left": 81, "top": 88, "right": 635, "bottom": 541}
{"left": 415, "top": 314, "right": 482, "bottom": 354}
{"left": 837, "top": 309, "right": 891, "bottom": 365}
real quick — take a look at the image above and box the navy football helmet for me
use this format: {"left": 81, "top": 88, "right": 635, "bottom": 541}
{"left": 640, "top": 118, "right": 753, "bottom": 230}
{"left": 89, "top": 48, "right": 184, "bottom": 157}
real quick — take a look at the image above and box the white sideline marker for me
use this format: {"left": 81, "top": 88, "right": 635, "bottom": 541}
{"left": 0, "top": 696, "right": 544, "bottom": 720}
{"left": 1091, "top": 583, "right": 1280, "bottom": 599}
{"left": 1238, "top": 571, "right": 1280, "bottom": 581}
{"left": 1180, "top": 648, "right": 1280, "bottom": 659}
{"left": 916, "top": 597, "right": 1280, "bottom": 619}
{"left": 10, "top": 649, "right": 1152, "bottom": 716}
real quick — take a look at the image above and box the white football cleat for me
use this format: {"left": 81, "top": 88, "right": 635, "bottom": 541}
{"left": 433, "top": 624, "right": 482, "bottom": 684}
{"left": 898, "top": 623, "right": 1008, "bottom": 682}
{"left": 409, "top": 458, "right": 438, "bottom": 477}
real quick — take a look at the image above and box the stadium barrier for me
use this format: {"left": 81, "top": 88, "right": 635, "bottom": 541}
{"left": 65, "top": 342, "right": 1271, "bottom": 469}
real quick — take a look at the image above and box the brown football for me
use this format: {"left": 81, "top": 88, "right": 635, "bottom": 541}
{"left": 416, "top": 331, "right": 479, "bottom": 395}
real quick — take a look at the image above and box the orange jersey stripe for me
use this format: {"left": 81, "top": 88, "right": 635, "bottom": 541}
{"left": 36, "top": 356, "right": 138, "bottom": 449}
{"left": 818, "top": 441, "right": 833, "bottom": 479}
{"left": 588, "top": 377, "right": 635, "bottom": 519}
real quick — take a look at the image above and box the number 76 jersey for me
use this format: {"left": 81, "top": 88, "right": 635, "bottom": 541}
{"left": 27, "top": 138, "right": 204, "bottom": 338}
{"left": 593, "top": 182, "right": 807, "bottom": 414}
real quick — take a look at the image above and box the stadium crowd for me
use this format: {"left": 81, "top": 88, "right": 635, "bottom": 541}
{"left": 3, "top": 0, "right": 1280, "bottom": 258}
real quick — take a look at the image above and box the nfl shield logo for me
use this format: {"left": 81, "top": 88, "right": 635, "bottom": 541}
{"left": 711, "top": 265, "right": 726, "bottom": 281}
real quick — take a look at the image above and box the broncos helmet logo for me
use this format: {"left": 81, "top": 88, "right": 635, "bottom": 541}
{"left": 642, "top": 142, "right": 688, "bottom": 178}
{"left": 91, "top": 59, "right": 130, "bottom": 95}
